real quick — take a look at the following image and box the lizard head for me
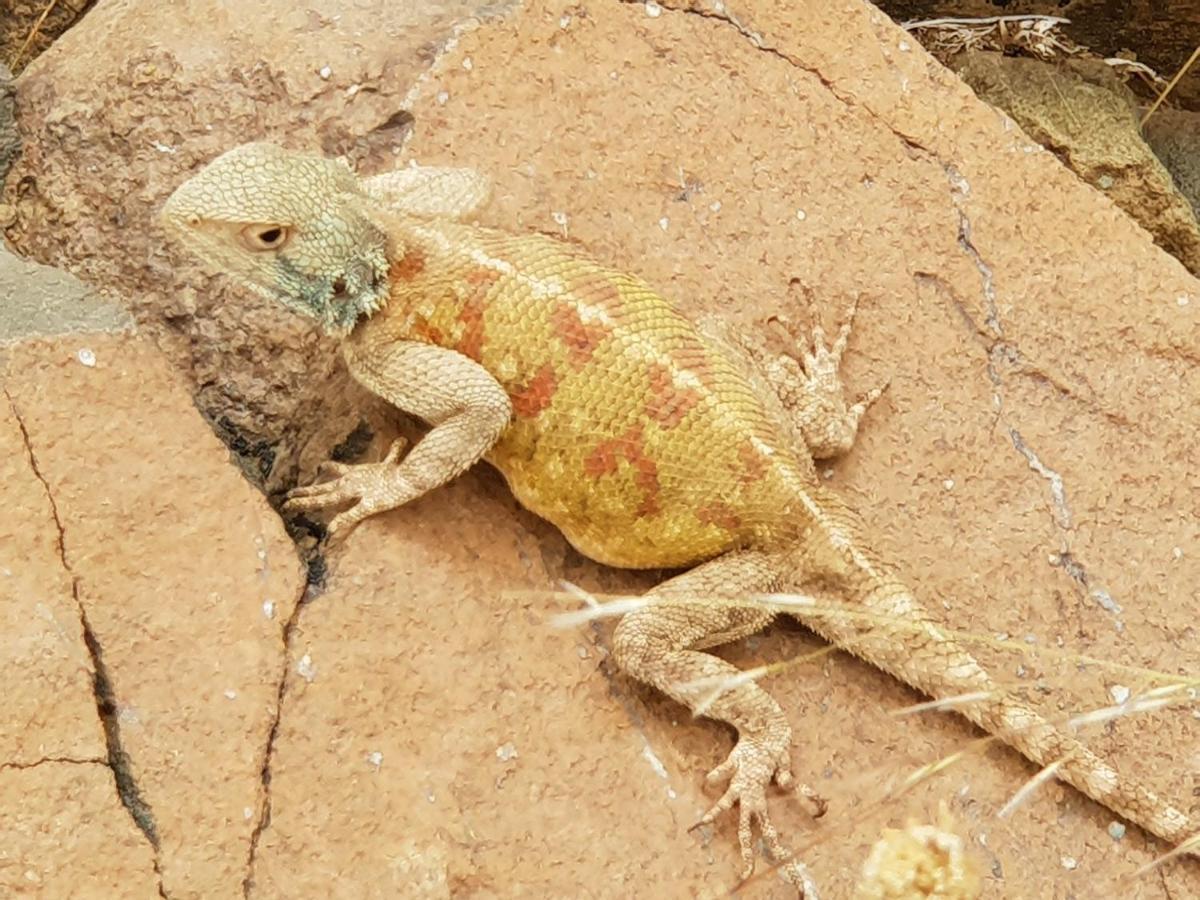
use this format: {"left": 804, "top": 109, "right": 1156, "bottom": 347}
{"left": 160, "top": 142, "right": 390, "bottom": 336}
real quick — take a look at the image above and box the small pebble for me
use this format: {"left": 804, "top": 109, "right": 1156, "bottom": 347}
{"left": 77, "top": 348, "right": 96, "bottom": 367}
{"left": 367, "top": 751, "right": 383, "bottom": 770}
{"left": 645, "top": 0, "right": 662, "bottom": 16}
{"left": 1108, "top": 822, "right": 1126, "bottom": 841}
{"left": 1060, "top": 855, "right": 1077, "bottom": 870}
{"left": 495, "top": 742, "right": 518, "bottom": 761}
{"left": 318, "top": 65, "right": 332, "bottom": 80}
{"left": 262, "top": 600, "right": 275, "bottom": 620}
{"left": 943, "top": 478, "right": 954, "bottom": 491}
{"left": 795, "top": 209, "right": 807, "bottom": 221}
{"left": 297, "top": 653, "right": 317, "bottom": 682}
{"left": 223, "top": 689, "right": 237, "bottom": 700}
{"left": 1109, "top": 685, "right": 1130, "bottom": 705}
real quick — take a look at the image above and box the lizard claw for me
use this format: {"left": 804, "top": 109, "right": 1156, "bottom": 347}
{"left": 281, "top": 437, "right": 410, "bottom": 540}
{"left": 691, "top": 736, "right": 822, "bottom": 886}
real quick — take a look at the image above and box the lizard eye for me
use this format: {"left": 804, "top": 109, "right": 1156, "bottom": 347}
{"left": 239, "top": 224, "right": 290, "bottom": 251}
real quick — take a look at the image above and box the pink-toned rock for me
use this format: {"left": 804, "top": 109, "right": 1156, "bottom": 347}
{"left": 0, "top": 763, "right": 161, "bottom": 897}
{"left": 2, "top": 0, "right": 1199, "bottom": 897}
{"left": 3, "top": 335, "right": 305, "bottom": 899}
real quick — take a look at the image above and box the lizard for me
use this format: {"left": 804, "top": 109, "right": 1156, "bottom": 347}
{"left": 161, "top": 142, "right": 1195, "bottom": 893}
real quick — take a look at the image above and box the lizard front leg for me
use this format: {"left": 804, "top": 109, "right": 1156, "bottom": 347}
{"left": 283, "top": 339, "right": 512, "bottom": 538}
{"left": 612, "top": 550, "right": 825, "bottom": 892}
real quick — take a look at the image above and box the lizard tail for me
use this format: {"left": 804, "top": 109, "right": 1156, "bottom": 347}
{"left": 800, "top": 576, "right": 1196, "bottom": 853}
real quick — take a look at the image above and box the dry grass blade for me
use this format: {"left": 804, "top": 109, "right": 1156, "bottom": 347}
{"left": 678, "top": 647, "right": 838, "bottom": 717}
{"left": 8, "top": 0, "right": 61, "bottom": 70}
{"left": 1140, "top": 44, "right": 1200, "bottom": 127}
{"left": 1132, "top": 830, "right": 1200, "bottom": 878}
{"left": 890, "top": 691, "right": 995, "bottom": 717}
{"left": 998, "top": 758, "right": 1065, "bottom": 818}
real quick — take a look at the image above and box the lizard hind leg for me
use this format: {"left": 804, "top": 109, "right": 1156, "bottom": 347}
{"left": 611, "top": 550, "right": 825, "bottom": 888}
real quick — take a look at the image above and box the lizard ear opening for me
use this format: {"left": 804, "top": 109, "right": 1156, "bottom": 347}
{"left": 239, "top": 223, "right": 292, "bottom": 252}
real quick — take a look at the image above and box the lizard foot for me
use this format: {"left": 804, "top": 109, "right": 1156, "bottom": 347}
{"left": 281, "top": 437, "right": 410, "bottom": 539}
{"left": 691, "top": 734, "right": 826, "bottom": 886}
{"left": 776, "top": 297, "right": 889, "bottom": 458}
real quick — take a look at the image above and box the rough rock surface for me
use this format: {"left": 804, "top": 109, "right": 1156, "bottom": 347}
{"left": 954, "top": 52, "right": 1200, "bottom": 277}
{"left": 2, "top": 298, "right": 306, "bottom": 895}
{"left": 1144, "top": 106, "right": 1200, "bottom": 219}
{"left": 3, "top": 0, "right": 1200, "bottom": 898}
{"left": 878, "top": 0, "right": 1200, "bottom": 109}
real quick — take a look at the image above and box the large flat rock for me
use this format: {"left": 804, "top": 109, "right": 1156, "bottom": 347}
{"left": 3, "top": 0, "right": 1198, "bottom": 897}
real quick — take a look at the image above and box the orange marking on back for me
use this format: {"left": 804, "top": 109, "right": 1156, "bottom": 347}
{"left": 511, "top": 363, "right": 559, "bottom": 418}
{"left": 390, "top": 248, "right": 426, "bottom": 280}
{"left": 582, "top": 425, "right": 661, "bottom": 517}
{"left": 411, "top": 320, "right": 445, "bottom": 346}
{"left": 645, "top": 363, "right": 701, "bottom": 429}
{"left": 551, "top": 304, "right": 609, "bottom": 369}
{"left": 738, "top": 440, "right": 770, "bottom": 483}
{"left": 583, "top": 274, "right": 626, "bottom": 318}
{"left": 696, "top": 502, "right": 742, "bottom": 532}
{"left": 454, "top": 268, "right": 500, "bottom": 361}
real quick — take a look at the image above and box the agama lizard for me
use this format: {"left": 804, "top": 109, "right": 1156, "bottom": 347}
{"left": 162, "top": 143, "right": 1195, "bottom": 893}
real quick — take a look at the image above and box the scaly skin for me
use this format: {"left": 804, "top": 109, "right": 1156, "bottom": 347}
{"left": 162, "top": 143, "right": 1195, "bottom": 895}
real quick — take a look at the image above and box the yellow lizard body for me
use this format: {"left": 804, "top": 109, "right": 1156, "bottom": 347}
{"left": 356, "top": 216, "right": 808, "bottom": 568}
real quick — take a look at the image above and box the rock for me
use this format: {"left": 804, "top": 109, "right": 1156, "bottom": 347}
{"left": 3, "top": 322, "right": 306, "bottom": 896}
{"left": 0, "top": 64, "right": 17, "bottom": 184}
{"left": 2, "top": 0, "right": 1199, "bottom": 897}
{"left": 1143, "top": 105, "right": 1200, "bottom": 218}
{"left": 953, "top": 51, "right": 1200, "bottom": 276}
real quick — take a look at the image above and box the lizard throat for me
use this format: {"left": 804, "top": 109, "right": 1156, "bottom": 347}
{"left": 276, "top": 249, "right": 390, "bottom": 337}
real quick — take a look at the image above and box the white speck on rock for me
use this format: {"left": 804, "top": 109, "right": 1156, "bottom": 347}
{"left": 495, "top": 742, "right": 518, "bottom": 761}
{"left": 77, "top": 348, "right": 96, "bottom": 367}
{"left": 658, "top": 217, "right": 669, "bottom": 231}
{"left": 262, "top": 600, "right": 275, "bottom": 619}
{"left": 1096, "top": 174, "right": 1114, "bottom": 189}
{"left": 552, "top": 211, "right": 569, "bottom": 228}
{"left": 899, "top": 40, "right": 911, "bottom": 52}
{"left": 1173, "top": 546, "right": 1184, "bottom": 559}
{"left": 559, "top": 13, "right": 572, "bottom": 28}
{"left": 318, "top": 65, "right": 332, "bottom": 80}
{"left": 243, "top": 807, "right": 254, "bottom": 820}
{"left": 367, "top": 751, "right": 383, "bottom": 770}
{"left": 297, "top": 654, "right": 317, "bottom": 682}
{"left": 1060, "top": 855, "right": 1077, "bottom": 870}
{"left": 223, "top": 689, "right": 237, "bottom": 700}
{"left": 1109, "top": 684, "right": 1130, "bottom": 704}
{"left": 641, "top": 744, "right": 669, "bottom": 779}
{"left": 462, "top": 57, "right": 473, "bottom": 71}
{"left": 943, "top": 478, "right": 954, "bottom": 491}
{"left": 1108, "top": 822, "right": 1126, "bottom": 841}
{"left": 436, "top": 90, "right": 449, "bottom": 105}
{"left": 645, "top": 0, "right": 662, "bottom": 16}
{"left": 795, "top": 208, "right": 807, "bottom": 221}
{"left": 1177, "top": 295, "right": 1191, "bottom": 307}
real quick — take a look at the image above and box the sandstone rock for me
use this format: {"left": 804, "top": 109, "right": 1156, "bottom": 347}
{"left": 954, "top": 51, "right": 1200, "bottom": 276}
{"left": 2, "top": 0, "right": 1199, "bottom": 897}
{"left": 1143, "top": 105, "right": 1200, "bottom": 219}
{"left": 2, "top": 331, "right": 306, "bottom": 898}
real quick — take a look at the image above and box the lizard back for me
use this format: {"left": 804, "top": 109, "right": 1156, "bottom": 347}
{"left": 352, "top": 216, "right": 813, "bottom": 568}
